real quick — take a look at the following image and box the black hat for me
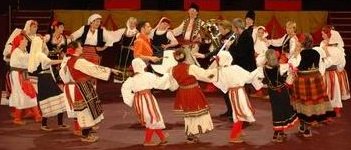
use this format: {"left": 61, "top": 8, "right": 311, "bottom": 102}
{"left": 245, "top": 10, "right": 255, "bottom": 21}
{"left": 189, "top": 3, "right": 199, "bottom": 12}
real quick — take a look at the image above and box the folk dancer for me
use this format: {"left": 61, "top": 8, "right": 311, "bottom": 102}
{"left": 28, "top": 36, "right": 68, "bottom": 131}
{"left": 121, "top": 58, "right": 170, "bottom": 146}
{"left": 168, "top": 50, "right": 216, "bottom": 143}
{"left": 62, "top": 41, "right": 120, "bottom": 142}
{"left": 291, "top": 33, "right": 334, "bottom": 137}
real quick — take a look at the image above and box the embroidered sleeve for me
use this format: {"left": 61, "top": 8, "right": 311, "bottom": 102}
{"left": 172, "top": 21, "right": 185, "bottom": 37}
{"left": 74, "top": 58, "right": 111, "bottom": 81}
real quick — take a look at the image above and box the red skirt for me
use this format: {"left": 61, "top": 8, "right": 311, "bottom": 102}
{"left": 174, "top": 83, "right": 210, "bottom": 117}
{"left": 82, "top": 46, "right": 100, "bottom": 65}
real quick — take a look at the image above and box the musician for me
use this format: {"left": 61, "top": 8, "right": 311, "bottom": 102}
{"left": 229, "top": 18, "right": 256, "bottom": 72}
{"left": 194, "top": 20, "right": 235, "bottom": 60}
{"left": 173, "top": 3, "right": 205, "bottom": 65}
{"left": 245, "top": 10, "right": 256, "bottom": 36}
{"left": 150, "top": 17, "right": 178, "bottom": 64}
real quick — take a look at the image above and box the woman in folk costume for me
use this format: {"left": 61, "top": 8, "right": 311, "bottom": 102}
{"left": 290, "top": 33, "right": 334, "bottom": 137}
{"left": 3, "top": 20, "right": 42, "bottom": 119}
{"left": 2, "top": 28, "right": 23, "bottom": 105}
{"left": 27, "top": 36, "right": 68, "bottom": 131}
{"left": 172, "top": 3, "right": 205, "bottom": 65}
{"left": 150, "top": 17, "right": 179, "bottom": 61}
{"left": 109, "top": 17, "right": 138, "bottom": 82}
{"left": 211, "top": 51, "right": 256, "bottom": 143}
{"left": 59, "top": 55, "right": 81, "bottom": 136}
{"left": 168, "top": 50, "right": 215, "bottom": 143}
{"left": 44, "top": 20, "right": 70, "bottom": 83}
{"left": 326, "top": 26, "right": 350, "bottom": 101}
{"left": 255, "top": 49, "right": 298, "bottom": 142}
{"left": 70, "top": 13, "right": 113, "bottom": 65}
{"left": 319, "top": 26, "right": 345, "bottom": 118}
{"left": 254, "top": 26, "right": 269, "bottom": 67}
{"left": 8, "top": 34, "right": 41, "bottom": 125}
{"left": 121, "top": 58, "right": 170, "bottom": 146}
{"left": 268, "top": 21, "right": 299, "bottom": 64}
{"left": 63, "top": 41, "right": 120, "bottom": 142}
{"left": 250, "top": 26, "right": 270, "bottom": 99}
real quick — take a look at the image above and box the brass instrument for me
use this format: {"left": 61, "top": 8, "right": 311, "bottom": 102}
{"left": 201, "top": 19, "right": 221, "bottom": 49}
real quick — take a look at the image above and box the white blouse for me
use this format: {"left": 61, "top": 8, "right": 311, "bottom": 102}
{"left": 71, "top": 26, "right": 113, "bottom": 47}
{"left": 10, "top": 48, "right": 29, "bottom": 69}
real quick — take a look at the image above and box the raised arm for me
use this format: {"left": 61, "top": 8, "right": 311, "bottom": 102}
{"left": 74, "top": 58, "right": 112, "bottom": 81}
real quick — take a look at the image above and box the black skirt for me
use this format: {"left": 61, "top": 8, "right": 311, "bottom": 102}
{"left": 37, "top": 73, "right": 63, "bottom": 101}
{"left": 268, "top": 86, "right": 298, "bottom": 130}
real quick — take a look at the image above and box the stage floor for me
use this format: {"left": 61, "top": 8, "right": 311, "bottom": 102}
{"left": 1, "top": 85, "right": 351, "bottom": 150}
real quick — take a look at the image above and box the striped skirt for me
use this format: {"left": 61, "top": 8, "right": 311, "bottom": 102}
{"left": 291, "top": 70, "right": 333, "bottom": 122}
{"left": 82, "top": 46, "right": 101, "bottom": 65}
{"left": 133, "top": 89, "right": 165, "bottom": 129}
{"left": 228, "top": 86, "right": 255, "bottom": 123}
{"left": 324, "top": 69, "right": 342, "bottom": 108}
{"left": 337, "top": 69, "right": 350, "bottom": 100}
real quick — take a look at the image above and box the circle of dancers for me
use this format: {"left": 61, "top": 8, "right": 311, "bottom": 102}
{"left": 2, "top": 3, "right": 349, "bottom": 146}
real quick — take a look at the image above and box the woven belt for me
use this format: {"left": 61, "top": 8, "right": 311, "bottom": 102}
{"left": 179, "top": 83, "right": 198, "bottom": 89}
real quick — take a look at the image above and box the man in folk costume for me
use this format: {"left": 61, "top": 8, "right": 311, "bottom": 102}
{"left": 290, "top": 33, "right": 334, "bottom": 137}
{"left": 150, "top": 17, "right": 179, "bottom": 64}
{"left": 109, "top": 17, "right": 138, "bottom": 82}
{"left": 133, "top": 21, "right": 161, "bottom": 63}
{"left": 255, "top": 49, "right": 298, "bottom": 142}
{"left": 211, "top": 51, "right": 256, "bottom": 143}
{"left": 229, "top": 18, "right": 256, "bottom": 72}
{"left": 173, "top": 2, "right": 205, "bottom": 65}
{"left": 27, "top": 36, "right": 68, "bottom": 131}
{"left": 168, "top": 50, "right": 215, "bottom": 143}
{"left": 268, "top": 21, "right": 299, "bottom": 64}
{"left": 8, "top": 34, "right": 41, "bottom": 125}
{"left": 121, "top": 58, "right": 170, "bottom": 146}
{"left": 63, "top": 41, "right": 120, "bottom": 142}
{"left": 320, "top": 26, "right": 344, "bottom": 118}
{"left": 70, "top": 13, "right": 114, "bottom": 65}
{"left": 194, "top": 20, "right": 237, "bottom": 120}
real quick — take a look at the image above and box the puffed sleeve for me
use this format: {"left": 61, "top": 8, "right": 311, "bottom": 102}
{"left": 121, "top": 78, "right": 134, "bottom": 107}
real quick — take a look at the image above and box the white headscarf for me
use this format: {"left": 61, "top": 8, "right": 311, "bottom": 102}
{"left": 3, "top": 28, "right": 22, "bottom": 62}
{"left": 132, "top": 58, "right": 147, "bottom": 73}
{"left": 87, "top": 13, "right": 102, "bottom": 25}
{"left": 28, "top": 36, "right": 43, "bottom": 73}
{"left": 252, "top": 26, "right": 268, "bottom": 42}
{"left": 217, "top": 51, "right": 233, "bottom": 67}
{"left": 126, "top": 17, "right": 138, "bottom": 36}
{"left": 23, "top": 20, "right": 38, "bottom": 36}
